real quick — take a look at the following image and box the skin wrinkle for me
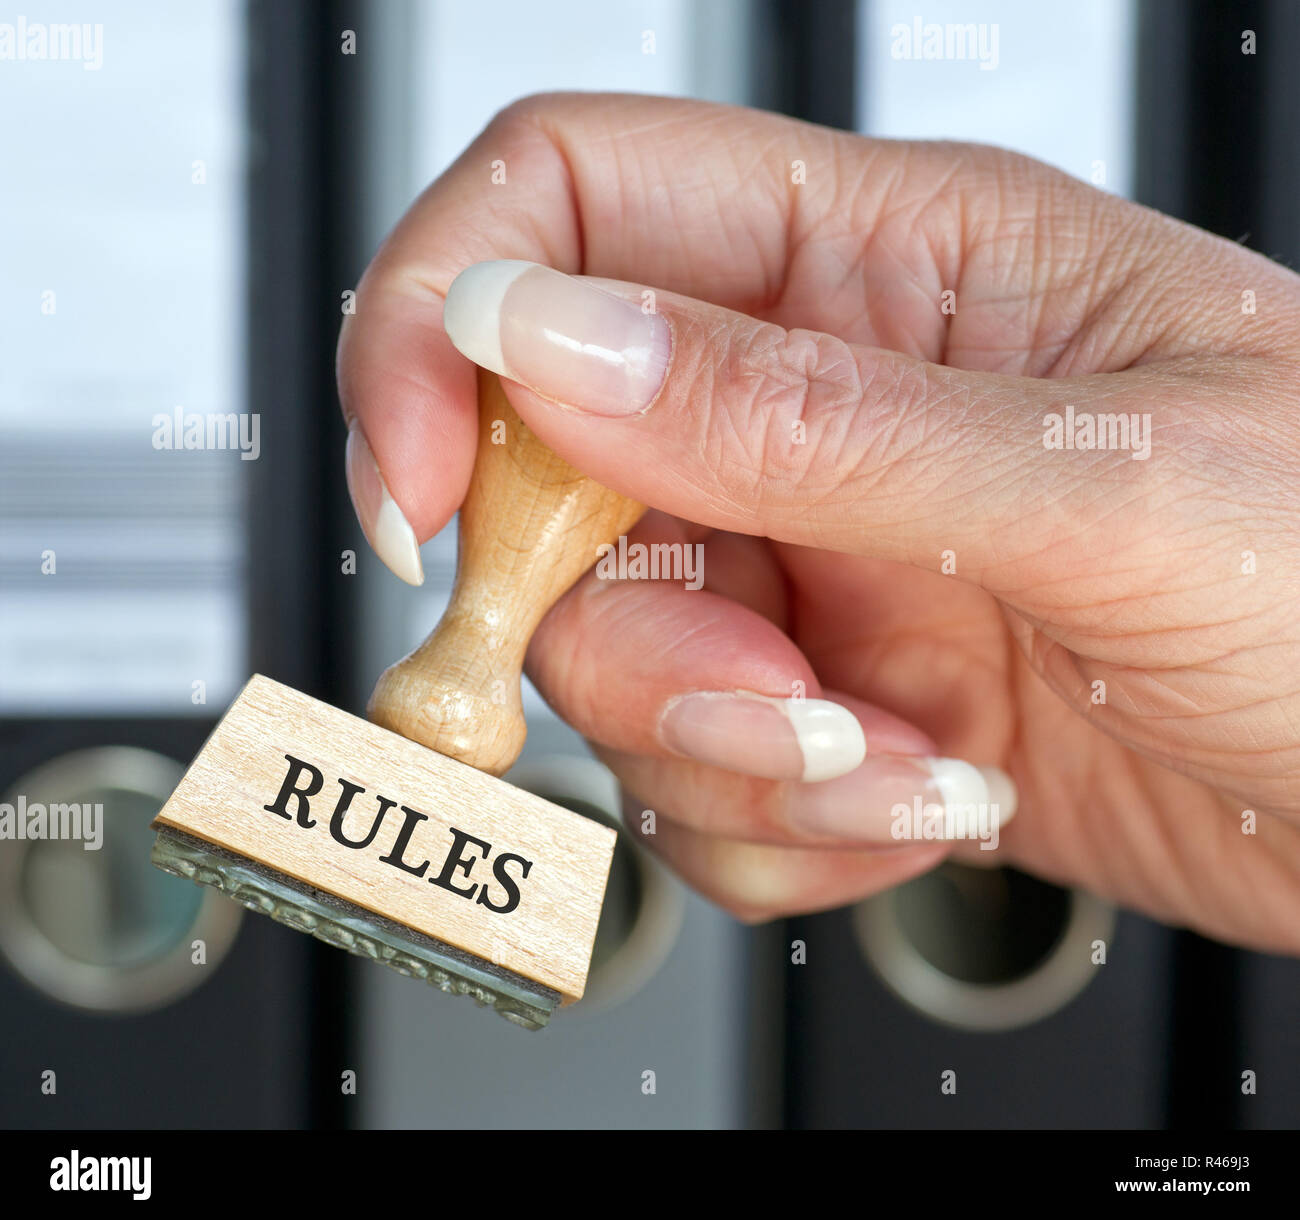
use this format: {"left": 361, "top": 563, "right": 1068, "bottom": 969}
{"left": 696, "top": 325, "right": 764, "bottom": 510}
{"left": 536, "top": 119, "right": 596, "bottom": 279}
{"left": 727, "top": 126, "right": 813, "bottom": 313}
{"left": 1044, "top": 665, "right": 1300, "bottom": 767}
{"left": 1063, "top": 686, "right": 1196, "bottom": 759}
{"left": 818, "top": 361, "right": 941, "bottom": 525}
{"left": 1044, "top": 197, "right": 1155, "bottom": 367}
{"left": 772, "top": 169, "right": 802, "bottom": 318}
{"left": 892, "top": 389, "right": 1039, "bottom": 523}
{"left": 955, "top": 187, "right": 1174, "bottom": 375}
{"left": 976, "top": 175, "right": 1067, "bottom": 364}
{"left": 995, "top": 251, "right": 1101, "bottom": 373}
{"left": 770, "top": 331, "right": 864, "bottom": 461}
{"left": 1047, "top": 261, "right": 1162, "bottom": 375}
{"left": 1072, "top": 266, "right": 1199, "bottom": 371}
{"left": 538, "top": 98, "right": 789, "bottom": 303}
{"left": 1017, "top": 517, "right": 1255, "bottom": 603}
{"left": 872, "top": 241, "right": 949, "bottom": 356}
{"left": 1063, "top": 685, "right": 1254, "bottom": 812}
{"left": 1069, "top": 604, "right": 1267, "bottom": 648}
{"left": 727, "top": 329, "right": 808, "bottom": 502}
{"left": 986, "top": 487, "right": 1149, "bottom": 589}
{"left": 1092, "top": 270, "right": 1202, "bottom": 370}
{"left": 826, "top": 146, "right": 918, "bottom": 292}
{"left": 343, "top": 94, "right": 1300, "bottom": 949}
{"left": 1014, "top": 602, "right": 1266, "bottom": 668}
{"left": 1008, "top": 475, "right": 1203, "bottom": 586}
{"left": 845, "top": 175, "right": 957, "bottom": 355}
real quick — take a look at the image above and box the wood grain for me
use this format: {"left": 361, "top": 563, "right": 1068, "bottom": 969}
{"left": 154, "top": 675, "right": 617, "bottom": 1003}
{"left": 368, "top": 368, "right": 645, "bottom": 776}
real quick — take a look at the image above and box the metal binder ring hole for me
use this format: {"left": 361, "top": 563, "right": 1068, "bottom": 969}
{"left": 0, "top": 747, "right": 242, "bottom": 1013}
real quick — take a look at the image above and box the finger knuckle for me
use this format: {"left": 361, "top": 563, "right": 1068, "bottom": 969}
{"left": 482, "top": 91, "right": 576, "bottom": 146}
{"left": 708, "top": 325, "right": 868, "bottom": 513}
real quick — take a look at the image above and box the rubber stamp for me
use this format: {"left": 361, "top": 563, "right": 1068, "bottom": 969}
{"left": 151, "top": 369, "right": 643, "bottom": 1028}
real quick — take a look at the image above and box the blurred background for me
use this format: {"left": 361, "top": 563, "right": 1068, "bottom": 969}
{"left": 2, "top": 0, "right": 1298, "bottom": 1129}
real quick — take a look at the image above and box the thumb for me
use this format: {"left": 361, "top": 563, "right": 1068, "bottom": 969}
{"left": 443, "top": 259, "right": 1155, "bottom": 585}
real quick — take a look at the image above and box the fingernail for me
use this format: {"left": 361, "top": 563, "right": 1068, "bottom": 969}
{"left": 659, "top": 692, "right": 866, "bottom": 783}
{"left": 789, "top": 757, "right": 1019, "bottom": 846}
{"left": 444, "top": 259, "right": 671, "bottom": 416}
{"left": 344, "top": 424, "right": 424, "bottom": 586}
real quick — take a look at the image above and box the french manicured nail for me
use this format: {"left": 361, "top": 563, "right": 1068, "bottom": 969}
{"left": 344, "top": 424, "right": 424, "bottom": 586}
{"left": 659, "top": 692, "right": 867, "bottom": 783}
{"left": 790, "top": 757, "right": 1019, "bottom": 846}
{"left": 443, "top": 259, "right": 671, "bottom": 416}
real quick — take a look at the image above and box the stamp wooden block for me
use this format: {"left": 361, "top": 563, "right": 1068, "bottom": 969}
{"left": 154, "top": 674, "right": 616, "bottom": 1004}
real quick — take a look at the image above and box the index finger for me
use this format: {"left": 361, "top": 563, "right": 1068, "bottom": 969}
{"left": 335, "top": 92, "right": 847, "bottom": 577}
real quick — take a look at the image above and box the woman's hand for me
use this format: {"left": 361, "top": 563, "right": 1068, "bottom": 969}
{"left": 338, "top": 93, "right": 1300, "bottom": 954}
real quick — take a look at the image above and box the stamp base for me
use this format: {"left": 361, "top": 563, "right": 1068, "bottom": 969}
{"left": 150, "top": 826, "right": 560, "bottom": 1030}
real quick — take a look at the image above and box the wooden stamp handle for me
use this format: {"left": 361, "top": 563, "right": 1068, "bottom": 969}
{"left": 367, "top": 369, "right": 645, "bottom": 776}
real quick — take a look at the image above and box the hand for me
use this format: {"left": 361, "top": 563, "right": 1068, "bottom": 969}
{"left": 338, "top": 93, "right": 1300, "bottom": 954}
